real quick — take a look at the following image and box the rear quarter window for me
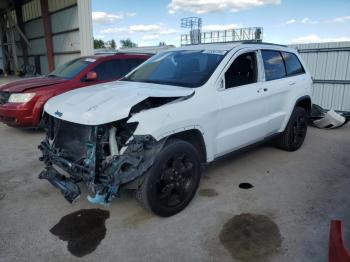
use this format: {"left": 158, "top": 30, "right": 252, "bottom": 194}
{"left": 282, "top": 52, "right": 305, "bottom": 76}
{"left": 261, "top": 50, "right": 286, "bottom": 81}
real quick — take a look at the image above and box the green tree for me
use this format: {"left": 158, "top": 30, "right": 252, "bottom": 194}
{"left": 105, "top": 39, "right": 117, "bottom": 49}
{"left": 93, "top": 38, "right": 105, "bottom": 49}
{"left": 120, "top": 38, "right": 137, "bottom": 48}
{"left": 110, "top": 39, "right": 116, "bottom": 49}
{"left": 158, "top": 42, "right": 166, "bottom": 46}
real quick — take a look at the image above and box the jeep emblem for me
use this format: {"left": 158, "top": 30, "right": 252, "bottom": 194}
{"left": 54, "top": 110, "right": 63, "bottom": 117}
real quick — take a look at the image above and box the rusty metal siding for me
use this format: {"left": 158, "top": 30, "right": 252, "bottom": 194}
{"left": 290, "top": 42, "right": 350, "bottom": 111}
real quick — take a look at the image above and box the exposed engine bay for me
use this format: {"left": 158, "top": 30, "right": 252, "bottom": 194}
{"left": 38, "top": 114, "right": 166, "bottom": 204}
{"left": 37, "top": 78, "right": 195, "bottom": 206}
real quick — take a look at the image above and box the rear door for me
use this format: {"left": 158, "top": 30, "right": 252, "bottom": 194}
{"left": 260, "top": 50, "right": 306, "bottom": 135}
{"left": 214, "top": 49, "right": 269, "bottom": 156}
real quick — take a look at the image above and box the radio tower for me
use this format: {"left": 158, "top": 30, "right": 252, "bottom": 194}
{"left": 180, "top": 17, "right": 202, "bottom": 45}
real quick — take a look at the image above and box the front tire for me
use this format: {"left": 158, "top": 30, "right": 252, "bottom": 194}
{"left": 277, "top": 107, "right": 308, "bottom": 151}
{"left": 136, "top": 139, "right": 201, "bottom": 217}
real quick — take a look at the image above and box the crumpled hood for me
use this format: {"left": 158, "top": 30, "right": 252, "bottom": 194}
{"left": 0, "top": 77, "right": 68, "bottom": 92}
{"left": 44, "top": 80, "right": 194, "bottom": 125}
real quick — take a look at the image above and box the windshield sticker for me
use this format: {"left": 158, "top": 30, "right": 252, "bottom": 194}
{"left": 202, "top": 50, "right": 227, "bottom": 55}
{"left": 84, "top": 58, "right": 96, "bottom": 63}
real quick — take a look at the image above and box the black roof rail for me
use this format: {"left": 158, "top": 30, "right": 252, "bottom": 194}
{"left": 241, "top": 41, "right": 288, "bottom": 47}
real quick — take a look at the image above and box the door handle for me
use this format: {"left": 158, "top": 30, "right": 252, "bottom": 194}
{"left": 257, "top": 88, "right": 268, "bottom": 93}
{"left": 289, "top": 82, "right": 296, "bottom": 86}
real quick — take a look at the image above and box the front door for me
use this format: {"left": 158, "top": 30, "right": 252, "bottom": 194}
{"left": 214, "top": 50, "right": 269, "bottom": 157}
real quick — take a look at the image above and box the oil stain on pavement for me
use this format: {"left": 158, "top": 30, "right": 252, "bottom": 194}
{"left": 219, "top": 213, "right": 281, "bottom": 262}
{"left": 198, "top": 188, "right": 219, "bottom": 197}
{"left": 239, "top": 183, "right": 254, "bottom": 189}
{"left": 50, "top": 209, "right": 110, "bottom": 257}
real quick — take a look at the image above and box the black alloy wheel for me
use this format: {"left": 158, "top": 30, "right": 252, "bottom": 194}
{"left": 136, "top": 139, "right": 201, "bottom": 217}
{"left": 277, "top": 107, "right": 308, "bottom": 151}
{"left": 292, "top": 114, "right": 307, "bottom": 148}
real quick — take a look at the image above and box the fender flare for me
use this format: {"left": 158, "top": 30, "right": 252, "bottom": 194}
{"left": 293, "top": 95, "right": 312, "bottom": 114}
{"left": 155, "top": 125, "right": 206, "bottom": 141}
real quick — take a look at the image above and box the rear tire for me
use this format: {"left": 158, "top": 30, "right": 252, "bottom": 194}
{"left": 277, "top": 107, "right": 308, "bottom": 151}
{"left": 136, "top": 139, "right": 201, "bottom": 217}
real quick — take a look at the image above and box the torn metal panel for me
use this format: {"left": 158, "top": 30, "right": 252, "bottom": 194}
{"left": 38, "top": 115, "right": 166, "bottom": 204}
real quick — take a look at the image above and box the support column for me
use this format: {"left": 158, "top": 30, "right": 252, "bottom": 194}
{"left": 0, "top": 14, "right": 9, "bottom": 75}
{"left": 15, "top": 0, "right": 29, "bottom": 65}
{"left": 40, "top": 0, "right": 54, "bottom": 71}
{"left": 7, "top": 11, "right": 19, "bottom": 75}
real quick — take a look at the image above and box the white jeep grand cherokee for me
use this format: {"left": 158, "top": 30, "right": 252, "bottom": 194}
{"left": 39, "top": 42, "right": 312, "bottom": 217}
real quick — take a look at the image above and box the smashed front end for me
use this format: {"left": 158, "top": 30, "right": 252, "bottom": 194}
{"left": 38, "top": 115, "right": 164, "bottom": 204}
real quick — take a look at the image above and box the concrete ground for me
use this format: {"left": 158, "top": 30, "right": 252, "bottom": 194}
{"left": 0, "top": 124, "right": 349, "bottom": 262}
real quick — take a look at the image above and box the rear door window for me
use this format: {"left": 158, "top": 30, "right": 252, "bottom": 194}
{"left": 92, "top": 61, "right": 114, "bottom": 81}
{"left": 124, "top": 59, "right": 146, "bottom": 73}
{"left": 110, "top": 60, "right": 127, "bottom": 78}
{"left": 281, "top": 52, "right": 305, "bottom": 76}
{"left": 111, "top": 59, "right": 147, "bottom": 78}
{"left": 261, "top": 50, "right": 286, "bottom": 81}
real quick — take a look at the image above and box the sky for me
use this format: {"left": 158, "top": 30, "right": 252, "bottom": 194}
{"left": 91, "top": 0, "right": 350, "bottom": 48}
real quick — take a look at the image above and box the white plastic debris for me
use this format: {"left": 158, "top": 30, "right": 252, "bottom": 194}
{"left": 313, "top": 110, "right": 346, "bottom": 129}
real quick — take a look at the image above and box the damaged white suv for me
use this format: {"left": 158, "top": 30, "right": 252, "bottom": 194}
{"left": 39, "top": 42, "right": 312, "bottom": 216}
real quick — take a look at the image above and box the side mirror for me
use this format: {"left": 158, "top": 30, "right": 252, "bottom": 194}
{"left": 86, "top": 71, "right": 97, "bottom": 81}
{"left": 218, "top": 77, "right": 225, "bottom": 90}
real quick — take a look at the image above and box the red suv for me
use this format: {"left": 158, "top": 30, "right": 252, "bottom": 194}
{"left": 0, "top": 53, "right": 151, "bottom": 127}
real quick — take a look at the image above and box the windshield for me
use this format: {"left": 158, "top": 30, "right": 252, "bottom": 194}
{"left": 48, "top": 57, "right": 95, "bottom": 79}
{"left": 122, "top": 50, "right": 226, "bottom": 88}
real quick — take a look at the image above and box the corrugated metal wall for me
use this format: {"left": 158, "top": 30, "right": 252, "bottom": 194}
{"left": 21, "top": 0, "right": 77, "bottom": 22}
{"left": 22, "top": 0, "right": 41, "bottom": 22}
{"left": 77, "top": 0, "right": 93, "bottom": 56}
{"left": 48, "top": 0, "right": 76, "bottom": 13}
{"left": 0, "top": 0, "right": 93, "bottom": 74}
{"left": 290, "top": 42, "right": 350, "bottom": 111}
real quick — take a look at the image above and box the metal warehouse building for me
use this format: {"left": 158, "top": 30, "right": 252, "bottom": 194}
{"left": 291, "top": 41, "right": 350, "bottom": 111}
{"left": 0, "top": 0, "right": 93, "bottom": 75}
